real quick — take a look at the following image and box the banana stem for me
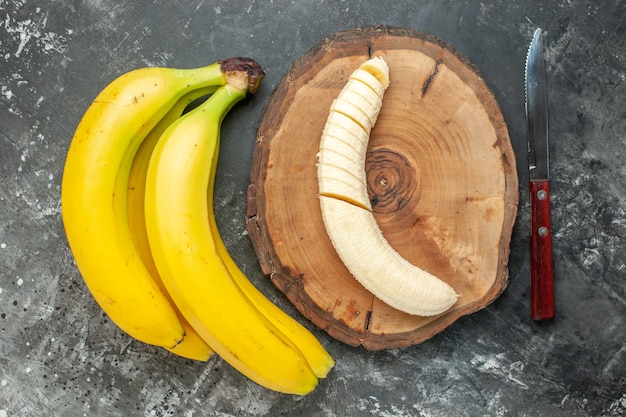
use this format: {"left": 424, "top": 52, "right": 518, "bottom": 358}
{"left": 219, "top": 57, "right": 265, "bottom": 93}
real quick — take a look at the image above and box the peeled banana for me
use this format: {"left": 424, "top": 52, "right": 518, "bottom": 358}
{"left": 317, "top": 57, "right": 460, "bottom": 316}
{"left": 144, "top": 68, "right": 331, "bottom": 395}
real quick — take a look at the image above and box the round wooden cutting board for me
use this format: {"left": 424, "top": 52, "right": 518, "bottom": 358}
{"left": 246, "top": 26, "right": 519, "bottom": 350}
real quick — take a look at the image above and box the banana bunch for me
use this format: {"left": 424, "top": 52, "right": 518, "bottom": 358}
{"left": 317, "top": 57, "right": 460, "bottom": 316}
{"left": 62, "top": 58, "right": 334, "bottom": 395}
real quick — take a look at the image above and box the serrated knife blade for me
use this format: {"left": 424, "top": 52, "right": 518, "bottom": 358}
{"left": 525, "top": 28, "right": 554, "bottom": 320}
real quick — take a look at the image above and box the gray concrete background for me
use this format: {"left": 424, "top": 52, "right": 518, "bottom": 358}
{"left": 1, "top": 0, "right": 624, "bottom": 416}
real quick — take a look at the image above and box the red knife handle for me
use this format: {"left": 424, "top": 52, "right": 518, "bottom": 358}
{"left": 530, "top": 180, "right": 554, "bottom": 320}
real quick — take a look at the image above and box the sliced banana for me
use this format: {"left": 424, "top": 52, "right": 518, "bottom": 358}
{"left": 317, "top": 146, "right": 370, "bottom": 210}
{"left": 317, "top": 56, "right": 460, "bottom": 316}
{"left": 319, "top": 114, "right": 372, "bottom": 210}
{"left": 337, "top": 84, "right": 383, "bottom": 124}
{"left": 319, "top": 139, "right": 366, "bottom": 173}
{"left": 341, "top": 79, "right": 384, "bottom": 109}
{"left": 329, "top": 98, "right": 373, "bottom": 132}
{"left": 320, "top": 130, "right": 367, "bottom": 159}
{"left": 323, "top": 112, "right": 371, "bottom": 147}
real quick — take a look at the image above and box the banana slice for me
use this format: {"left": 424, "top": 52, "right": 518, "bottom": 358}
{"left": 349, "top": 69, "right": 387, "bottom": 97}
{"left": 359, "top": 56, "right": 391, "bottom": 88}
{"left": 317, "top": 56, "right": 459, "bottom": 316}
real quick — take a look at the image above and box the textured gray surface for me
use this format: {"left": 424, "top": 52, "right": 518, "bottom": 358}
{"left": 1, "top": 0, "right": 625, "bottom": 416}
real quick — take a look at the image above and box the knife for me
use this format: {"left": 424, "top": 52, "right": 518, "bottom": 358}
{"left": 525, "top": 28, "right": 554, "bottom": 320}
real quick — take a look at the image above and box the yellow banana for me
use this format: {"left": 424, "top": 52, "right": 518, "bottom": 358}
{"left": 205, "top": 115, "right": 334, "bottom": 376}
{"left": 317, "top": 57, "right": 460, "bottom": 316}
{"left": 209, "top": 221, "right": 335, "bottom": 378}
{"left": 144, "top": 71, "right": 322, "bottom": 394}
{"left": 62, "top": 61, "right": 230, "bottom": 348}
{"left": 127, "top": 87, "right": 217, "bottom": 361}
